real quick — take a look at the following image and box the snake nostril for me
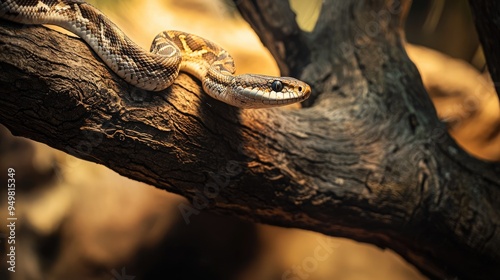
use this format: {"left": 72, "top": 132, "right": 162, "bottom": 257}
{"left": 298, "top": 86, "right": 303, "bottom": 92}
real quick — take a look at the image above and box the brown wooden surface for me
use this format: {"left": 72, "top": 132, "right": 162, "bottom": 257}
{"left": 0, "top": 0, "right": 499, "bottom": 279}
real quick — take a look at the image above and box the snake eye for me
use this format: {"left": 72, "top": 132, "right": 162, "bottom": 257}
{"left": 271, "top": 80, "right": 284, "bottom": 92}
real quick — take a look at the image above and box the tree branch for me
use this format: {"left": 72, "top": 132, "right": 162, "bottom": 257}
{"left": 232, "top": 0, "right": 310, "bottom": 78}
{"left": 1, "top": 0, "right": 499, "bottom": 279}
{"left": 468, "top": 0, "right": 500, "bottom": 99}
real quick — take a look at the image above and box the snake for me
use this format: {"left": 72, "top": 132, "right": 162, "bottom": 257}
{"left": 0, "top": 0, "right": 311, "bottom": 108}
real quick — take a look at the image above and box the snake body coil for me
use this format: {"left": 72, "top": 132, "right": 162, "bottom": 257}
{"left": 0, "top": 0, "right": 311, "bottom": 108}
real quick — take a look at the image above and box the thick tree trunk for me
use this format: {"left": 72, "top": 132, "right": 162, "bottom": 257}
{"left": 0, "top": 0, "right": 499, "bottom": 279}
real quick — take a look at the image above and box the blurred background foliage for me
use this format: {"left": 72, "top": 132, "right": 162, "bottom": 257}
{"left": 406, "top": 0, "right": 484, "bottom": 70}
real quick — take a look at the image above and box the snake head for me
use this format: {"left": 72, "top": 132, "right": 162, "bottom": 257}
{"left": 228, "top": 74, "right": 312, "bottom": 109}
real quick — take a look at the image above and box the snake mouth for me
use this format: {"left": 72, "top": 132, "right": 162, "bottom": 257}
{"left": 300, "top": 84, "right": 312, "bottom": 100}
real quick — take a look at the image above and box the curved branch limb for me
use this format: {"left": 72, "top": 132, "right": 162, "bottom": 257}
{"left": 232, "top": 0, "right": 310, "bottom": 77}
{"left": 468, "top": 0, "right": 500, "bottom": 99}
{"left": 1, "top": 0, "right": 500, "bottom": 277}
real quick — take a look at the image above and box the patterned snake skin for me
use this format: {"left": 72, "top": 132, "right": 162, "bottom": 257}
{"left": 0, "top": 0, "right": 311, "bottom": 108}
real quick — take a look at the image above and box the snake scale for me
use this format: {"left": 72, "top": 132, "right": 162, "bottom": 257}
{"left": 0, "top": 0, "right": 311, "bottom": 108}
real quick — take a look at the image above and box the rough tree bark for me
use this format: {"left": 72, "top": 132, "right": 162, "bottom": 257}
{"left": 0, "top": 0, "right": 499, "bottom": 279}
